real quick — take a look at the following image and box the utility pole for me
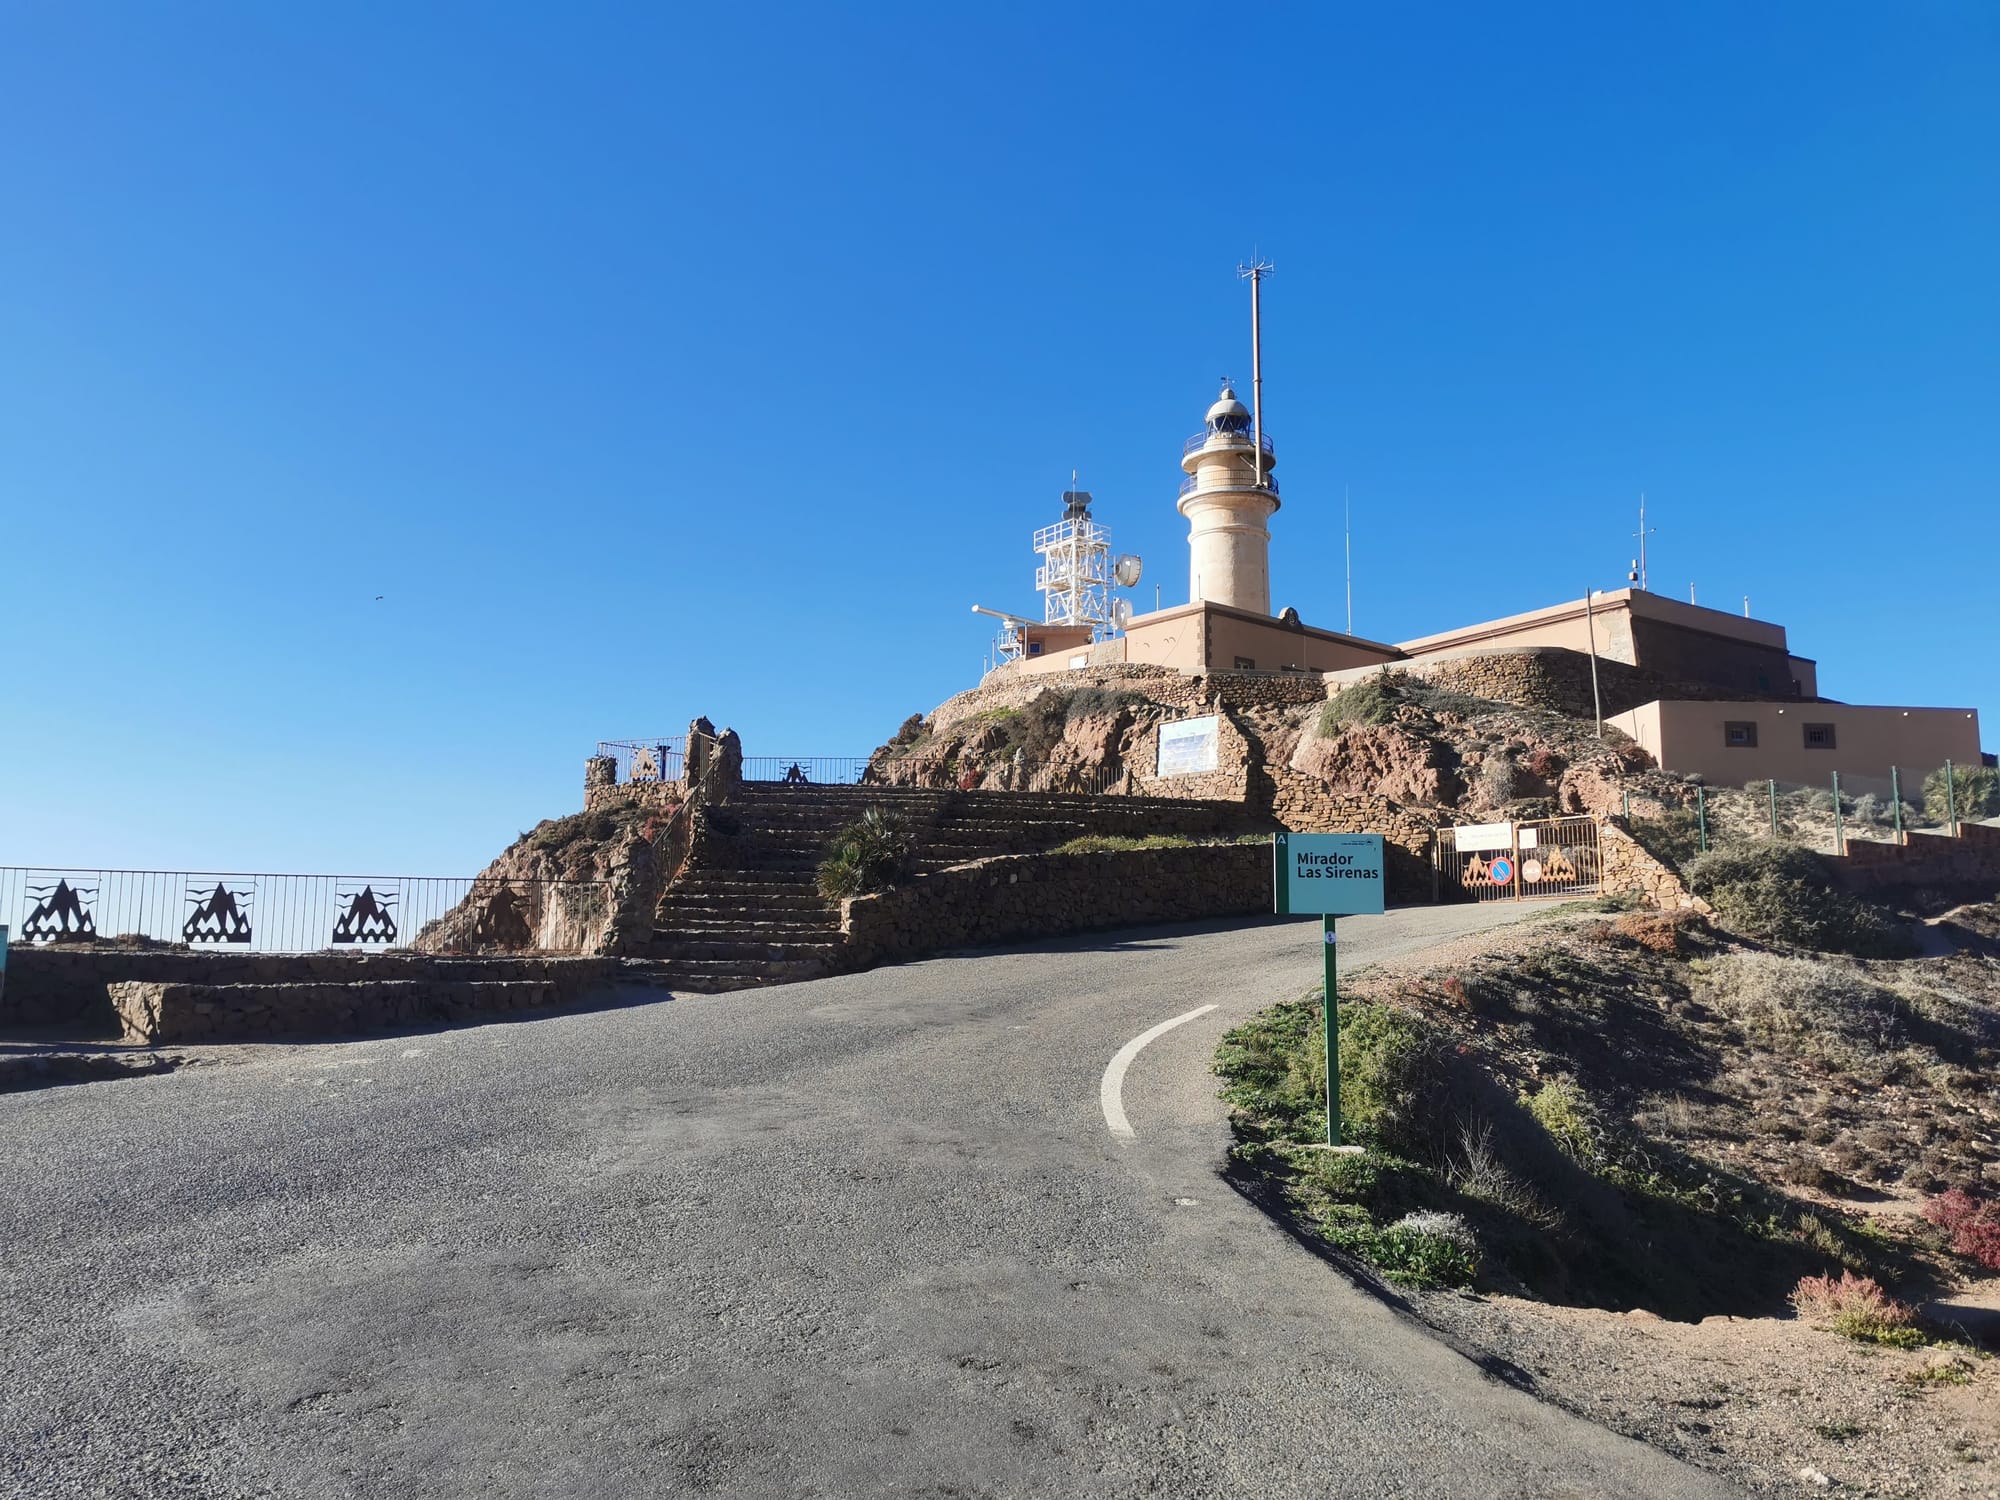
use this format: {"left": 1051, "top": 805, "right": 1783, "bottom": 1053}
{"left": 1632, "top": 493, "right": 1657, "bottom": 593}
{"left": 1584, "top": 587, "right": 1604, "bottom": 739}
{"left": 1238, "top": 261, "right": 1274, "bottom": 491}
{"left": 1344, "top": 485, "right": 1353, "bottom": 635}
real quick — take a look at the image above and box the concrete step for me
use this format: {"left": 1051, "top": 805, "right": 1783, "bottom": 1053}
{"left": 650, "top": 938, "right": 844, "bottom": 962}
{"left": 653, "top": 918, "right": 840, "bottom": 940}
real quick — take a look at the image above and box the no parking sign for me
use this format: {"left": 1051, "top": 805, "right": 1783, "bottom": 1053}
{"left": 1489, "top": 855, "right": 1515, "bottom": 886}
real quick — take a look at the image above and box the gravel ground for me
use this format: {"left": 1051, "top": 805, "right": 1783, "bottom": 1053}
{"left": 1332, "top": 906, "right": 2000, "bottom": 1498}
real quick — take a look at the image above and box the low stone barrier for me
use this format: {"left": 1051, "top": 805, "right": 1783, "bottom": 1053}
{"left": 839, "top": 842, "right": 1275, "bottom": 969}
{"left": 5, "top": 948, "right": 627, "bottom": 1040}
{"left": 1837, "top": 820, "right": 2000, "bottom": 895}
{"left": 110, "top": 978, "right": 570, "bottom": 1045}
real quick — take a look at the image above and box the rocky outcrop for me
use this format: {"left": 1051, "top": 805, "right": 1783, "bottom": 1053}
{"left": 1289, "top": 719, "right": 1464, "bottom": 806}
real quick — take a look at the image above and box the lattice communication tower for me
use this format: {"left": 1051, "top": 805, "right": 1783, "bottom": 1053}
{"left": 1035, "top": 490, "right": 1115, "bottom": 637}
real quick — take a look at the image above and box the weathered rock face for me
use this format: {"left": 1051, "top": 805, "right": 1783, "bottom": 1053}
{"left": 1290, "top": 719, "right": 1464, "bottom": 806}
{"left": 871, "top": 663, "right": 1682, "bottom": 837}
{"left": 416, "top": 800, "right": 670, "bottom": 956}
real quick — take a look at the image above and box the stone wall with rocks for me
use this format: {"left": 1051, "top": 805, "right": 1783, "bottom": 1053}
{"left": 1262, "top": 772, "right": 1441, "bottom": 905}
{"left": 839, "top": 843, "right": 1274, "bottom": 970}
{"left": 1329, "top": 647, "right": 1750, "bottom": 721}
{"left": 4, "top": 948, "right": 626, "bottom": 1041}
{"left": 922, "top": 664, "right": 1325, "bottom": 739}
{"left": 585, "top": 769, "right": 685, "bottom": 816}
{"left": 1600, "top": 819, "right": 1711, "bottom": 912}
{"left": 1837, "top": 821, "right": 2000, "bottom": 896}
{"left": 110, "top": 974, "right": 607, "bottom": 1046}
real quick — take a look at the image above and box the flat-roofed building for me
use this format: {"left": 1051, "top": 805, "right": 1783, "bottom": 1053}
{"left": 1609, "top": 700, "right": 1981, "bottom": 787}
{"left": 1397, "top": 589, "right": 1818, "bottom": 701}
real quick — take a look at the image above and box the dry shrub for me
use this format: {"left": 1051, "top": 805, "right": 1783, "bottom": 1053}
{"left": 1694, "top": 952, "right": 1912, "bottom": 1071}
{"left": 1790, "top": 1271, "right": 1921, "bottom": 1345}
{"left": 1611, "top": 909, "right": 1698, "bottom": 953}
{"left": 1924, "top": 1189, "right": 2000, "bottom": 1271}
{"left": 1523, "top": 746, "right": 1564, "bottom": 779}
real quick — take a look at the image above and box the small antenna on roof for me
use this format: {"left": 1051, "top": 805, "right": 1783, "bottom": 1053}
{"left": 1632, "top": 493, "right": 1657, "bottom": 592}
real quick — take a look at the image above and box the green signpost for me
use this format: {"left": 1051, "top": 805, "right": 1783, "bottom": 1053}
{"left": 1273, "top": 832, "right": 1386, "bottom": 1149}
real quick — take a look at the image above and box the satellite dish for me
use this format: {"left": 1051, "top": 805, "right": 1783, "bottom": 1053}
{"left": 1113, "top": 554, "right": 1143, "bottom": 588}
{"left": 1111, "top": 598, "right": 1133, "bottom": 630}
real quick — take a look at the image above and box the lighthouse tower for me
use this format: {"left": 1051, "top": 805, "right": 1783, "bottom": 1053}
{"left": 1177, "top": 383, "right": 1279, "bottom": 615}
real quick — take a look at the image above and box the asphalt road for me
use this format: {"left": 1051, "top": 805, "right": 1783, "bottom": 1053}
{"left": 1, "top": 906, "right": 1735, "bottom": 1499}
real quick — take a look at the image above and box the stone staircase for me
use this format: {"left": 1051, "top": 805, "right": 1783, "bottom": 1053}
{"left": 645, "top": 783, "right": 1260, "bottom": 992}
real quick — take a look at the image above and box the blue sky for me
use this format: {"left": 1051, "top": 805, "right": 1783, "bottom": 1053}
{"left": 3, "top": 2, "right": 1995, "bottom": 875}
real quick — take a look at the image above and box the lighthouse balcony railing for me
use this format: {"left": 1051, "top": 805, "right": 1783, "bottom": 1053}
{"left": 1183, "top": 430, "right": 1275, "bottom": 458}
{"left": 1179, "top": 472, "right": 1279, "bottom": 498}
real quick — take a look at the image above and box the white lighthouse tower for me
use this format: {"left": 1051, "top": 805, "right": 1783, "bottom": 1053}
{"left": 1178, "top": 382, "right": 1279, "bottom": 615}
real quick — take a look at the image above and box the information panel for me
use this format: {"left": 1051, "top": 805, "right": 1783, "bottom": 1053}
{"left": 1272, "top": 832, "right": 1386, "bottom": 916}
{"left": 1156, "top": 715, "right": 1220, "bottom": 777}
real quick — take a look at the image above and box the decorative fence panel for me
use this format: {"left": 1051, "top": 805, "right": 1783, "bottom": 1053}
{"left": 595, "top": 738, "right": 686, "bottom": 784}
{"left": 0, "top": 869, "right": 609, "bottom": 954}
{"left": 1432, "top": 816, "right": 1603, "bottom": 903}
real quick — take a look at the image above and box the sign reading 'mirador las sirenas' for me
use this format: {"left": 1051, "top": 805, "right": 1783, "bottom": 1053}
{"left": 1272, "top": 832, "right": 1386, "bottom": 916}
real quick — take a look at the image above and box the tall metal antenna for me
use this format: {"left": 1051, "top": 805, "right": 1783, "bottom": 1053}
{"left": 1344, "top": 484, "right": 1353, "bottom": 635}
{"left": 1632, "top": 493, "right": 1657, "bottom": 593}
{"left": 1237, "top": 261, "right": 1274, "bottom": 491}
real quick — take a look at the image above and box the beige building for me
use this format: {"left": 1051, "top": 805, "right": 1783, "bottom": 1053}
{"left": 1609, "top": 700, "right": 1982, "bottom": 787}
{"left": 1399, "top": 589, "right": 1818, "bottom": 700}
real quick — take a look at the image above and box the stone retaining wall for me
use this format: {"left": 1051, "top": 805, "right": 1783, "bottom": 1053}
{"left": 1837, "top": 821, "right": 2000, "bottom": 895}
{"left": 110, "top": 978, "right": 575, "bottom": 1046}
{"left": 839, "top": 843, "right": 1274, "bottom": 970}
{"left": 1601, "top": 820, "right": 1711, "bottom": 912}
{"left": 1329, "top": 647, "right": 1762, "bottom": 722}
{"left": 926, "top": 665, "right": 1326, "bottom": 737}
{"left": 3, "top": 948, "right": 626, "bottom": 1039}
{"left": 1262, "top": 771, "right": 1438, "bottom": 905}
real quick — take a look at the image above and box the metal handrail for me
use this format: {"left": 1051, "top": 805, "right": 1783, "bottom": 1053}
{"left": 1179, "top": 473, "right": 1279, "bottom": 498}
{"left": 1183, "top": 429, "right": 1275, "bottom": 458}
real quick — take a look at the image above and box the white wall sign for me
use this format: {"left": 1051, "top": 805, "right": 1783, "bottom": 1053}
{"left": 1453, "top": 821, "right": 1514, "bottom": 853}
{"left": 1517, "top": 828, "right": 1539, "bottom": 849}
{"left": 1157, "top": 715, "right": 1220, "bottom": 777}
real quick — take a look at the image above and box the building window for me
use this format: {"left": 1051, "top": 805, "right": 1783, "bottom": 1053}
{"left": 1233, "top": 656, "right": 1256, "bottom": 670}
{"left": 1724, "top": 721, "right": 1758, "bottom": 748}
{"left": 1804, "top": 723, "right": 1837, "bottom": 750}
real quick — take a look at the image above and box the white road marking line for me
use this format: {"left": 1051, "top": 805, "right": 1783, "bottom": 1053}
{"left": 1100, "top": 1003, "right": 1220, "bottom": 1143}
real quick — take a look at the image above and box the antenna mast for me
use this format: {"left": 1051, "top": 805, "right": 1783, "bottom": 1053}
{"left": 1238, "top": 261, "right": 1274, "bottom": 491}
{"left": 1632, "top": 493, "right": 1657, "bottom": 593}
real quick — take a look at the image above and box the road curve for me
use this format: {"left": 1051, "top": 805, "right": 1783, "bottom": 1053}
{"left": 1, "top": 905, "right": 1735, "bottom": 1499}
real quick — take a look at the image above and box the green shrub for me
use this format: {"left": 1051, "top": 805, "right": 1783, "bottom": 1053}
{"left": 816, "top": 807, "right": 915, "bottom": 900}
{"left": 1050, "top": 833, "right": 1199, "bottom": 855}
{"left": 1369, "top": 1210, "right": 1480, "bottom": 1289}
{"left": 1685, "top": 843, "right": 1912, "bottom": 957}
{"left": 1217, "top": 996, "right": 1444, "bottom": 1151}
{"left": 1524, "top": 1077, "right": 1600, "bottom": 1164}
{"left": 1926, "top": 764, "right": 2000, "bottom": 823}
{"left": 1337, "top": 1001, "right": 1447, "bottom": 1151}
{"left": 1318, "top": 674, "right": 1402, "bottom": 733}
{"left": 1627, "top": 808, "right": 1704, "bottom": 871}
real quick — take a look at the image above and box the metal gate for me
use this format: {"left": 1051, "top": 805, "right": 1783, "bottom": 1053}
{"left": 1433, "top": 815, "right": 1602, "bottom": 903}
